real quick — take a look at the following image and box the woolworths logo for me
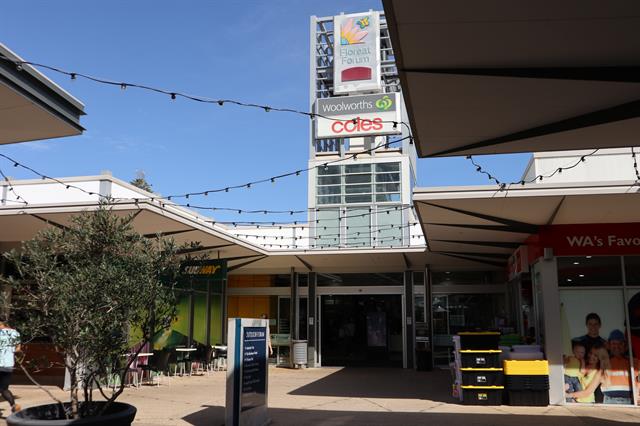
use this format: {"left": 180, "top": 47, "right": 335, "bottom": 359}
{"left": 375, "top": 95, "right": 393, "bottom": 111}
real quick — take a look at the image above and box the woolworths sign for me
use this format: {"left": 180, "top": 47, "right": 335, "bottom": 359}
{"left": 315, "top": 92, "right": 402, "bottom": 139}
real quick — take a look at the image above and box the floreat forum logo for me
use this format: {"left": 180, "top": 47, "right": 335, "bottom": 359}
{"left": 340, "top": 17, "right": 370, "bottom": 45}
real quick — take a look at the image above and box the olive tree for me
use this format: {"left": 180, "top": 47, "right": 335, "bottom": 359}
{"left": 2, "top": 202, "right": 181, "bottom": 419}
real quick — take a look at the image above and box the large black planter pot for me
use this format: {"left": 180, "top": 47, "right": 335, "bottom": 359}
{"left": 6, "top": 402, "right": 136, "bottom": 426}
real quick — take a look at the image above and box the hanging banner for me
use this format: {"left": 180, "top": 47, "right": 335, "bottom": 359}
{"left": 315, "top": 92, "right": 401, "bottom": 139}
{"left": 333, "top": 11, "right": 381, "bottom": 94}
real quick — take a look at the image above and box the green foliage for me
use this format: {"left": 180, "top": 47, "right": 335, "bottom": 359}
{"left": 2, "top": 202, "right": 181, "bottom": 418}
{"left": 130, "top": 171, "right": 152, "bottom": 193}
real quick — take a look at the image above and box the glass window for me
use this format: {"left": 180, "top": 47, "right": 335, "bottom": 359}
{"left": 431, "top": 271, "right": 500, "bottom": 285}
{"left": 345, "top": 184, "right": 371, "bottom": 194}
{"left": 316, "top": 209, "right": 340, "bottom": 247}
{"left": 298, "top": 298, "right": 308, "bottom": 340}
{"left": 345, "top": 194, "right": 372, "bottom": 203}
{"left": 345, "top": 174, "right": 371, "bottom": 184}
{"left": 317, "top": 195, "right": 341, "bottom": 205}
{"left": 318, "top": 165, "right": 341, "bottom": 175}
{"left": 346, "top": 207, "right": 370, "bottom": 247}
{"left": 375, "top": 173, "right": 400, "bottom": 183}
{"left": 414, "top": 295, "right": 426, "bottom": 323}
{"left": 317, "top": 175, "right": 341, "bottom": 185}
{"left": 345, "top": 164, "right": 371, "bottom": 173}
{"left": 317, "top": 185, "right": 341, "bottom": 195}
{"left": 624, "top": 256, "right": 640, "bottom": 285}
{"left": 376, "top": 194, "right": 401, "bottom": 202}
{"left": 557, "top": 256, "right": 622, "bottom": 287}
{"left": 376, "top": 183, "right": 400, "bottom": 193}
{"left": 375, "top": 163, "right": 400, "bottom": 172}
{"left": 377, "top": 206, "right": 402, "bottom": 246}
{"left": 317, "top": 273, "right": 403, "bottom": 286}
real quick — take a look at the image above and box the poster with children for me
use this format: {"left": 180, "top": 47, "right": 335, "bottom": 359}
{"left": 560, "top": 289, "right": 635, "bottom": 405}
{"left": 627, "top": 289, "right": 640, "bottom": 405}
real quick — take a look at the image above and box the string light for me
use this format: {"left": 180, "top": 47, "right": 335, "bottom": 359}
{"left": 0, "top": 136, "right": 409, "bottom": 208}
{"left": 466, "top": 149, "right": 599, "bottom": 190}
{"left": 632, "top": 147, "right": 640, "bottom": 182}
{"left": 0, "top": 167, "right": 28, "bottom": 205}
{"left": 0, "top": 152, "right": 417, "bottom": 229}
{"left": 0, "top": 54, "right": 414, "bottom": 135}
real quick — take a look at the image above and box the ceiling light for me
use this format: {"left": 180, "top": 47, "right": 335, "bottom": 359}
{"left": 573, "top": 262, "right": 580, "bottom": 265}
{"left": 579, "top": 274, "right": 585, "bottom": 278}
{"left": 586, "top": 256, "right": 592, "bottom": 259}
{"left": 567, "top": 279, "right": 572, "bottom": 282}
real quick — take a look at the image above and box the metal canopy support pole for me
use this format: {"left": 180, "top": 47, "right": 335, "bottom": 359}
{"left": 290, "top": 268, "right": 299, "bottom": 339}
{"left": 425, "top": 264, "right": 433, "bottom": 371}
{"left": 404, "top": 270, "right": 414, "bottom": 369}
{"left": 290, "top": 267, "right": 298, "bottom": 368}
{"left": 307, "top": 272, "right": 317, "bottom": 367}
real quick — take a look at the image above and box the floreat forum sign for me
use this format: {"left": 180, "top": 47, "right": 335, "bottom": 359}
{"left": 333, "top": 12, "right": 381, "bottom": 94}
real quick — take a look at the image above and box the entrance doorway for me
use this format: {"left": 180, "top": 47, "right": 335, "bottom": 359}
{"left": 320, "top": 294, "right": 403, "bottom": 367}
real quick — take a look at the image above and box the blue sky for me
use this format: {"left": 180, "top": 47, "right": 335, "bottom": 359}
{"left": 1, "top": 0, "right": 530, "bottom": 222}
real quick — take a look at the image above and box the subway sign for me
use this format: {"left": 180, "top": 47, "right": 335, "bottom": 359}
{"left": 315, "top": 92, "right": 402, "bottom": 139}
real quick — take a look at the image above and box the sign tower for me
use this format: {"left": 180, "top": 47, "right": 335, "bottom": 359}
{"left": 308, "top": 11, "right": 417, "bottom": 248}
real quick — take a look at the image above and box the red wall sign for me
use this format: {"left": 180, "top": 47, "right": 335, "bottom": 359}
{"left": 534, "top": 223, "right": 640, "bottom": 256}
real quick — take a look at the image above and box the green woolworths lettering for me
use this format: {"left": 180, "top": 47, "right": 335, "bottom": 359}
{"left": 375, "top": 95, "right": 393, "bottom": 111}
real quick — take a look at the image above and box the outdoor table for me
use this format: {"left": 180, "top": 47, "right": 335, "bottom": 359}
{"left": 175, "top": 348, "right": 196, "bottom": 375}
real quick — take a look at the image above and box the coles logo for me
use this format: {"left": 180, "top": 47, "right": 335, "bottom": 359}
{"left": 331, "top": 117, "right": 383, "bottom": 134}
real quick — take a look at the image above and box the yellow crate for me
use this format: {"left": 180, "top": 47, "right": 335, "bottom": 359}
{"left": 503, "top": 360, "right": 549, "bottom": 376}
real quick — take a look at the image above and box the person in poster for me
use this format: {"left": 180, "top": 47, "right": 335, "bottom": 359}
{"left": 601, "top": 329, "right": 636, "bottom": 404}
{"left": 563, "top": 340, "right": 586, "bottom": 402}
{"left": 575, "top": 313, "right": 606, "bottom": 355}
{"left": 566, "top": 344, "right": 610, "bottom": 403}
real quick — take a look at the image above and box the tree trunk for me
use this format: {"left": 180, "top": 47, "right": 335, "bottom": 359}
{"left": 69, "top": 366, "right": 79, "bottom": 419}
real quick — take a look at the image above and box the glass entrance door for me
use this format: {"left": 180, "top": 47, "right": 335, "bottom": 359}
{"left": 320, "top": 294, "right": 403, "bottom": 367}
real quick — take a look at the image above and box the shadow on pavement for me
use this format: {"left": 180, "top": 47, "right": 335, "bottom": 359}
{"left": 183, "top": 405, "right": 636, "bottom": 426}
{"left": 288, "top": 367, "right": 454, "bottom": 402}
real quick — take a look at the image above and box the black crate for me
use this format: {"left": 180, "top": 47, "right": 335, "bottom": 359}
{"left": 461, "top": 369, "right": 504, "bottom": 386}
{"left": 458, "top": 332, "right": 500, "bottom": 350}
{"left": 505, "top": 375, "right": 549, "bottom": 391}
{"left": 506, "top": 390, "right": 549, "bottom": 406}
{"left": 459, "top": 351, "right": 501, "bottom": 368}
{"left": 462, "top": 387, "right": 503, "bottom": 405}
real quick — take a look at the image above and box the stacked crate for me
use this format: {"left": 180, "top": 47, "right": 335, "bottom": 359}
{"left": 503, "top": 360, "right": 550, "bottom": 406}
{"left": 457, "top": 332, "right": 504, "bottom": 405}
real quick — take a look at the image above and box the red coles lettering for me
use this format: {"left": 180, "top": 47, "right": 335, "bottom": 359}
{"left": 330, "top": 117, "right": 383, "bottom": 134}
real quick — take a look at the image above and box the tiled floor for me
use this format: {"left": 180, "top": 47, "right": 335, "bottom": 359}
{"left": 3, "top": 367, "right": 640, "bottom": 425}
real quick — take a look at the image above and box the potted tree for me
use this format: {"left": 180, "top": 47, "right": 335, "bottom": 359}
{"left": 1, "top": 202, "right": 182, "bottom": 425}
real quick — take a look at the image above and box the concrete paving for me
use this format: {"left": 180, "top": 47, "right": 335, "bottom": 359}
{"left": 2, "top": 367, "right": 640, "bottom": 425}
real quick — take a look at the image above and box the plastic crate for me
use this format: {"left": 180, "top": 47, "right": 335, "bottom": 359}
{"left": 461, "top": 368, "right": 504, "bottom": 386}
{"left": 503, "top": 360, "right": 549, "bottom": 375}
{"left": 458, "top": 332, "right": 500, "bottom": 350}
{"left": 459, "top": 350, "right": 502, "bottom": 368}
{"left": 506, "top": 390, "right": 549, "bottom": 406}
{"left": 461, "top": 386, "right": 504, "bottom": 405}
{"left": 505, "top": 375, "right": 549, "bottom": 390}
